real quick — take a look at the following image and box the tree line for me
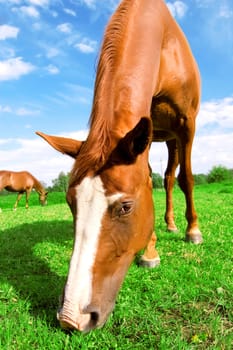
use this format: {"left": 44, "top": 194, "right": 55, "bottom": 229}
{"left": 47, "top": 165, "right": 233, "bottom": 192}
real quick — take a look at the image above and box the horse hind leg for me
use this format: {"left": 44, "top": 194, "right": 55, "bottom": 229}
{"left": 139, "top": 232, "right": 160, "bottom": 268}
{"left": 164, "top": 139, "right": 179, "bottom": 232}
{"left": 177, "top": 138, "right": 203, "bottom": 244}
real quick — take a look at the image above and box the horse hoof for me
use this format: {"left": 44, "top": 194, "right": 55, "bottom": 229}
{"left": 167, "top": 223, "right": 178, "bottom": 232}
{"left": 167, "top": 227, "right": 179, "bottom": 233}
{"left": 185, "top": 234, "right": 203, "bottom": 244}
{"left": 138, "top": 256, "right": 160, "bottom": 268}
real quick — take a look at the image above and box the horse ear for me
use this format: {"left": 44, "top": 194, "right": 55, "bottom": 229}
{"left": 112, "top": 117, "right": 152, "bottom": 164}
{"left": 36, "top": 131, "right": 83, "bottom": 159}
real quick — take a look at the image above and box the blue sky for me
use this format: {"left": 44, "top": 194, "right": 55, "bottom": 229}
{"left": 0, "top": 0, "right": 233, "bottom": 185}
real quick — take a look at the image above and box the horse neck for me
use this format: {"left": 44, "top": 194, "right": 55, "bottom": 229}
{"left": 33, "top": 178, "right": 45, "bottom": 195}
{"left": 70, "top": 0, "right": 156, "bottom": 186}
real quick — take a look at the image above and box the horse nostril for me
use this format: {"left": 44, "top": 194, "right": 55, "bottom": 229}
{"left": 90, "top": 311, "right": 99, "bottom": 324}
{"left": 83, "top": 307, "right": 100, "bottom": 329}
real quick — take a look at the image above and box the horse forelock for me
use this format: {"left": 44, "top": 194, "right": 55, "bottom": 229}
{"left": 69, "top": 128, "right": 117, "bottom": 187}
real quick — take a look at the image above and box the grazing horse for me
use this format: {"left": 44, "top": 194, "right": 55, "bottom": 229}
{"left": 0, "top": 170, "right": 48, "bottom": 209}
{"left": 37, "top": 0, "right": 203, "bottom": 332}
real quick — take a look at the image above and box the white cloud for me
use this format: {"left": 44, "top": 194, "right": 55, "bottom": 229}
{"left": 74, "top": 38, "right": 97, "bottom": 53}
{"left": 16, "top": 107, "right": 40, "bottom": 116}
{"left": 64, "top": 8, "right": 76, "bottom": 17}
{"left": 25, "top": 124, "right": 32, "bottom": 129}
{"left": 63, "top": 83, "right": 93, "bottom": 105}
{"left": 28, "top": 0, "right": 49, "bottom": 7}
{"left": 195, "top": 1, "right": 233, "bottom": 18}
{"left": 33, "top": 22, "right": 42, "bottom": 30}
{"left": 57, "top": 23, "right": 72, "bottom": 34}
{"left": 166, "top": 1, "right": 188, "bottom": 19}
{"left": 46, "top": 47, "right": 60, "bottom": 58}
{"left": 0, "top": 25, "right": 19, "bottom": 40}
{"left": 0, "top": 0, "right": 21, "bottom": 3}
{"left": 82, "top": 0, "right": 96, "bottom": 9}
{"left": 0, "top": 57, "right": 35, "bottom": 81}
{"left": 46, "top": 64, "right": 59, "bottom": 74}
{"left": 0, "top": 105, "right": 12, "bottom": 113}
{"left": 18, "top": 5, "right": 40, "bottom": 18}
{"left": 0, "top": 139, "right": 11, "bottom": 145}
{"left": 50, "top": 10, "right": 58, "bottom": 17}
{"left": 219, "top": 4, "right": 233, "bottom": 18}
{"left": 192, "top": 133, "right": 233, "bottom": 173}
{"left": 80, "top": 0, "right": 120, "bottom": 12}
{"left": 195, "top": 0, "right": 208, "bottom": 7}
{"left": 0, "top": 104, "right": 40, "bottom": 116}
{"left": 197, "top": 96, "right": 233, "bottom": 133}
{"left": 37, "top": 42, "right": 61, "bottom": 59}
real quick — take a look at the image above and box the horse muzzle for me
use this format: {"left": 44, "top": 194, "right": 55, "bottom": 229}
{"left": 57, "top": 303, "right": 112, "bottom": 333}
{"left": 57, "top": 312, "right": 98, "bottom": 333}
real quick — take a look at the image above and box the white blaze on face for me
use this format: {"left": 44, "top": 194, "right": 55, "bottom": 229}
{"left": 62, "top": 175, "right": 122, "bottom": 320}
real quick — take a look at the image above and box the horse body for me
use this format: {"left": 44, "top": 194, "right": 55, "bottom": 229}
{"left": 37, "top": 0, "right": 202, "bottom": 332}
{"left": 0, "top": 170, "right": 48, "bottom": 209}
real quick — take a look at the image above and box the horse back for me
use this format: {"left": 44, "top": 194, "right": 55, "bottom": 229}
{"left": 0, "top": 170, "right": 35, "bottom": 192}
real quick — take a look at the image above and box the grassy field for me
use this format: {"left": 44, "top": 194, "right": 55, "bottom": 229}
{"left": 0, "top": 182, "right": 232, "bottom": 349}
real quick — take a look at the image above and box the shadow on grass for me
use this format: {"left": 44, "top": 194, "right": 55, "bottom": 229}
{"left": 0, "top": 220, "right": 73, "bottom": 329}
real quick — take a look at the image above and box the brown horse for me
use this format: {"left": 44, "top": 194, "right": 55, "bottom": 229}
{"left": 0, "top": 170, "right": 48, "bottom": 209}
{"left": 37, "top": 0, "right": 203, "bottom": 332}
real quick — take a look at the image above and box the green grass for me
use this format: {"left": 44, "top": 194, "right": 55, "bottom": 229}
{"left": 0, "top": 183, "right": 232, "bottom": 349}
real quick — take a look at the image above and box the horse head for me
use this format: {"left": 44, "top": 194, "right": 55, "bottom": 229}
{"left": 39, "top": 190, "right": 48, "bottom": 206}
{"left": 36, "top": 117, "right": 154, "bottom": 332}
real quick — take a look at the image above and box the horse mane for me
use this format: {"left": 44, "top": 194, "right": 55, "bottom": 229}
{"left": 92, "top": 0, "right": 131, "bottom": 108}
{"left": 70, "top": 0, "right": 132, "bottom": 186}
{"left": 32, "top": 176, "right": 45, "bottom": 194}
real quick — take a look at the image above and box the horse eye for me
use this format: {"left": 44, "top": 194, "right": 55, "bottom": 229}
{"left": 119, "top": 202, "right": 133, "bottom": 216}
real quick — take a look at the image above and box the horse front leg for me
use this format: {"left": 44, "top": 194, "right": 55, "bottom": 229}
{"left": 0, "top": 187, "right": 3, "bottom": 212}
{"left": 139, "top": 232, "right": 160, "bottom": 268}
{"left": 177, "top": 137, "right": 203, "bottom": 244}
{"left": 164, "top": 139, "right": 179, "bottom": 232}
{"left": 14, "top": 192, "right": 23, "bottom": 210}
{"left": 25, "top": 190, "right": 31, "bottom": 209}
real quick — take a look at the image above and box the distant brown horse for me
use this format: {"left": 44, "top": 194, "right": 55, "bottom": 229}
{"left": 0, "top": 170, "right": 48, "bottom": 209}
{"left": 37, "top": 0, "right": 203, "bottom": 332}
